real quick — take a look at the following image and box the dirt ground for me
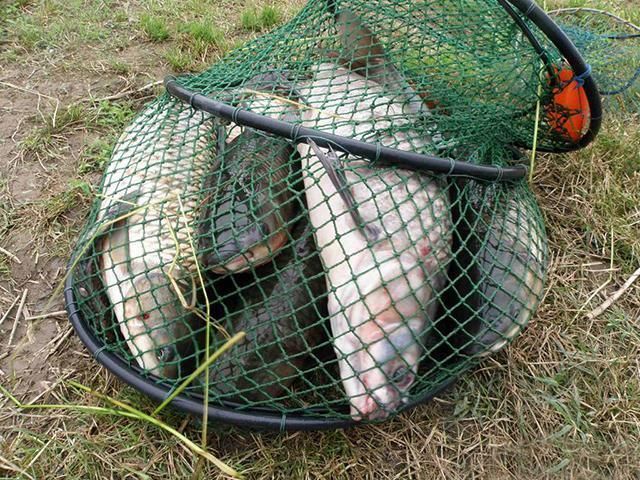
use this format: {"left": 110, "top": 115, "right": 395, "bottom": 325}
{"left": 1, "top": 0, "right": 640, "bottom": 479}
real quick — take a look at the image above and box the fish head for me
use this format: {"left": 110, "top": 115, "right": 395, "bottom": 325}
{"left": 123, "top": 272, "right": 193, "bottom": 378}
{"left": 335, "top": 264, "right": 430, "bottom": 421}
{"left": 206, "top": 139, "right": 295, "bottom": 273}
{"left": 211, "top": 209, "right": 291, "bottom": 273}
{"left": 347, "top": 321, "right": 423, "bottom": 421}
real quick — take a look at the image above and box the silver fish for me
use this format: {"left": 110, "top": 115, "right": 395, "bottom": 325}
{"left": 297, "top": 64, "right": 452, "bottom": 420}
{"left": 94, "top": 99, "right": 215, "bottom": 378}
{"left": 460, "top": 180, "right": 547, "bottom": 356}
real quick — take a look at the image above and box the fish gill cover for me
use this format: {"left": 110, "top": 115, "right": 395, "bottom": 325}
{"left": 65, "top": 0, "right": 598, "bottom": 428}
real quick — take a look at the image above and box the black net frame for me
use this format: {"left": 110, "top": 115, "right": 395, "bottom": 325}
{"left": 64, "top": 0, "right": 599, "bottom": 431}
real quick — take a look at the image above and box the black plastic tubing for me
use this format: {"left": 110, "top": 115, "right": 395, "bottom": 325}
{"left": 64, "top": 269, "right": 354, "bottom": 430}
{"left": 64, "top": 266, "right": 458, "bottom": 430}
{"left": 506, "top": 0, "right": 603, "bottom": 152}
{"left": 164, "top": 78, "right": 528, "bottom": 182}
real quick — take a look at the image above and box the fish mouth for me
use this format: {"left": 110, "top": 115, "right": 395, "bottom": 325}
{"left": 136, "top": 350, "right": 179, "bottom": 378}
{"left": 349, "top": 392, "right": 403, "bottom": 421}
{"left": 210, "top": 229, "right": 289, "bottom": 274}
{"left": 134, "top": 338, "right": 193, "bottom": 379}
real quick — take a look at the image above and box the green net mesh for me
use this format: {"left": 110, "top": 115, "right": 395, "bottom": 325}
{"left": 69, "top": 0, "right": 565, "bottom": 423}
{"left": 550, "top": 8, "right": 640, "bottom": 114}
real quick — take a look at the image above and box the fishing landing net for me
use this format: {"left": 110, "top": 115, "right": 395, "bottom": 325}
{"left": 550, "top": 8, "right": 640, "bottom": 115}
{"left": 65, "top": 0, "right": 599, "bottom": 429}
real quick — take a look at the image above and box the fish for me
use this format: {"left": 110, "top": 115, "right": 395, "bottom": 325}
{"left": 198, "top": 130, "right": 300, "bottom": 274}
{"left": 296, "top": 63, "right": 452, "bottom": 420}
{"left": 83, "top": 99, "right": 216, "bottom": 378}
{"left": 203, "top": 216, "right": 327, "bottom": 402}
{"left": 198, "top": 73, "right": 302, "bottom": 274}
{"left": 75, "top": 247, "right": 117, "bottom": 344}
{"left": 334, "top": 8, "right": 428, "bottom": 116}
{"left": 447, "top": 179, "right": 547, "bottom": 357}
{"left": 100, "top": 213, "right": 196, "bottom": 379}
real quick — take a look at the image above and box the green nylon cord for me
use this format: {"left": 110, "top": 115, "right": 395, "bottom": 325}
{"left": 69, "top": 0, "right": 561, "bottom": 423}
{"left": 530, "top": 62, "right": 545, "bottom": 184}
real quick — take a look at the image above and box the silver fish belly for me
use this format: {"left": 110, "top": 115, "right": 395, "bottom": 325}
{"left": 98, "top": 98, "right": 215, "bottom": 378}
{"left": 466, "top": 182, "right": 547, "bottom": 356}
{"left": 297, "top": 64, "right": 452, "bottom": 420}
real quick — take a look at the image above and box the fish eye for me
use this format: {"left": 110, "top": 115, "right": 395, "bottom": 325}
{"left": 157, "top": 346, "right": 175, "bottom": 363}
{"left": 391, "top": 367, "right": 413, "bottom": 389}
{"left": 260, "top": 222, "right": 272, "bottom": 236}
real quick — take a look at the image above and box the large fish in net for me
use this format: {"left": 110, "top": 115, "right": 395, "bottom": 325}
{"left": 66, "top": 0, "right": 594, "bottom": 428}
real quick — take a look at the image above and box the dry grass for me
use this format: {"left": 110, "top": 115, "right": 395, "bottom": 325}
{"left": 1, "top": 0, "right": 640, "bottom": 479}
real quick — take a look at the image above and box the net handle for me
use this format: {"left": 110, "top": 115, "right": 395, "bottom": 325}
{"left": 505, "top": 0, "right": 603, "bottom": 152}
{"left": 164, "top": 78, "right": 527, "bottom": 182}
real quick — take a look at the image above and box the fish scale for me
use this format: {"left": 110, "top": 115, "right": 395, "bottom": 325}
{"left": 203, "top": 217, "right": 326, "bottom": 403}
{"left": 198, "top": 89, "right": 300, "bottom": 274}
{"left": 100, "top": 100, "right": 216, "bottom": 276}
{"left": 297, "top": 63, "right": 452, "bottom": 420}
{"left": 95, "top": 98, "right": 217, "bottom": 377}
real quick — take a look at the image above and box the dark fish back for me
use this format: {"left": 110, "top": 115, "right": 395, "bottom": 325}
{"left": 433, "top": 180, "right": 544, "bottom": 364}
{"left": 199, "top": 130, "right": 300, "bottom": 270}
{"left": 425, "top": 180, "right": 480, "bottom": 371}
{"left": 205, "top": 217, "right": 328, "bottom": 403}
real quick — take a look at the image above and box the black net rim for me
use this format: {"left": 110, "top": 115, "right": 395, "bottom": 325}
{"left": 507, "top": 0, "right": 602, "bottom": 151}
{"left": 64, "top": 264, "right": 458, "bottom": 431}
{"left": 166, "top": 0, "right": 602, "bottom": 159}
{"left": 164, "top": 79, "right": 528, "bottom": 182}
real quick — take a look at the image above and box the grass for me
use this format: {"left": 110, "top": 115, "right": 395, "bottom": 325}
{"left": 240, "top": 5, "right": 283, "bottom": 31}
{"left": 181, "top": 21, "right": 224, "bottom": 47}
{"left": 0, "top": 177, "right": 13, "bottom": 234}
{"left": 8, "top": 98, "right": 137, "bottom": 256}
{"left": 78, "top": 139, "right": 113, "bottom": 175}
{"left": 164, "top": 46, "right": 194, "bottom": 72}
{"left": 20, "top": 104, "right": 86, "bottom": 159}
{"left": 20, "top": 101, "right": 135, "bottom": 163}
{"left": 164, "top": 19, "right": 227, "bottom": 72}
{"left": 1, "top": 0, "right": 639, "bottom": 479}
{"left": 163, "top": 24, "right": 227, "bottom": 73}
{"left": 35, "top": 181, "right": 91, "bottom": 226}
{"left": 0, "top": 0, "right": 118, "bottom": 60}
{"left": 140, "top": 14, "right": 170, "bottom": 42}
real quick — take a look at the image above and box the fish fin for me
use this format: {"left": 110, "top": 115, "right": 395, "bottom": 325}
{"left": 198, "top": 120, "right": 227, "bottom": 241}
{"left": 103, "top": 191, "right": 142, "bottom": 221}
{"left": 336, "top": 9, "right": 386, "bottom": 71}
{"left": 336, "top": 9, "right": 426, "bottom": 116}
{"left": 100, "top": 192, "right": 143, "bottom": 277}
{"left": 307, "top": 139, "right": 379, "bottom": 243}
{"left": 216, "top": 122, "right": 227, "bottom": 154}
{"left": 75, "top": 241, "right": 115, "bottom": 340}
{"left": 242, "top": 70, "right": 302, "bottom": 101}
{"left": 81, "top": 192, "right": 140, "bottom": 269}
{"left": 224, "top": 71, "right": 302, "bottom": 126}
